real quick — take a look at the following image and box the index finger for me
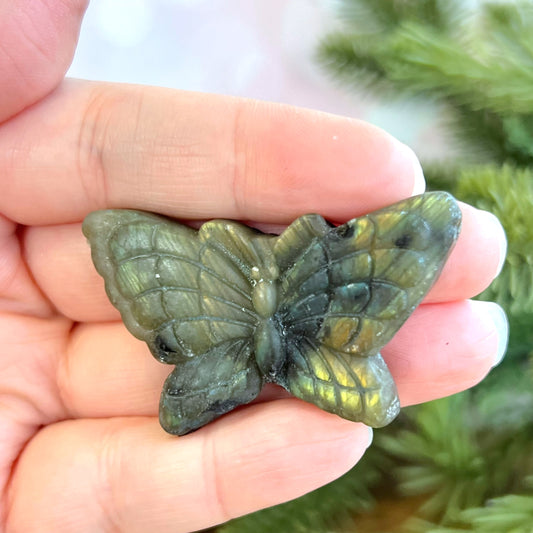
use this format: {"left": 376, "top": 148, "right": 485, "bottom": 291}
{"left": 0, "top": 0, "right": 88, "bottom": 123}
{"left": 0, "top": 80, "right": 424, "bottom": 225}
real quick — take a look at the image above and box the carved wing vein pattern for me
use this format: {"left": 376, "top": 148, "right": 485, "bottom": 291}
{"left": 116, "top": 252, "right": 252, "bottom": 302}
{"left": 131, "top": 287, "right": 257, "bottom": 318}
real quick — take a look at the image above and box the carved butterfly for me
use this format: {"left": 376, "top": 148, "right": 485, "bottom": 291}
{"left": 83, "top": 191, "right": 461, "bottom": 435}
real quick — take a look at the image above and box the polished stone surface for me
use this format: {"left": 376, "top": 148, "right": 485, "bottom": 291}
{"left": 83, "top": 192, "right": 461, "bottom": 435}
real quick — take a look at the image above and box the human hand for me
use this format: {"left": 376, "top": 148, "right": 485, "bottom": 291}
{"left": 0, "top": 2, "right": 507, "bottom": 532}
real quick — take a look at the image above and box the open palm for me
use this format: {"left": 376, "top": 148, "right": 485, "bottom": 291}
{"left": 0, "top": 2, "right": 507, "bottom": 532}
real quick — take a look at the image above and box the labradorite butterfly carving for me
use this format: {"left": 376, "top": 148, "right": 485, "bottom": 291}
{"left": 83, "top": 192, "right": 461, "bottom": 435}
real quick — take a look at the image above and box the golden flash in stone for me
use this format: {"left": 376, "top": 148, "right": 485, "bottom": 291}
{"left": 83, "top": 192, "right": 461, "bottom": 435}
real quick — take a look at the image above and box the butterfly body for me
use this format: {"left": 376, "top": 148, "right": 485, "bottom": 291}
{"left": 254, "top": 316, "right": 284, "bottom": 379}
{"left": 83, "top": 192, "right": 461, "bottom": 435}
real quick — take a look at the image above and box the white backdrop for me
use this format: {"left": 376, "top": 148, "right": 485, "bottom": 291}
{"left": 68, "top": 0, "right": 448, "bottom": 158}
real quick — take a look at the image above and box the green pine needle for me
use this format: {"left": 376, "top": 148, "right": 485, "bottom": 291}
{"left": 421, "top": 479, "right": 533, "bottom": 532}
{"left": 320, "top": 3, "right": 533, "bottom": 114}
{"left": 317, "top": 33, "right": 392, "bottom": 95}
{"left": 318, "top": 1, "right": 533, "bottom": 165}
{"left": 333, "top": 0, "right": 465, "bottom": 34}
{"left": 378, "top": 396, "right": 489, "bottom": 522}
{"left": 455, "top": 165, "right": 533, "bottom": 316}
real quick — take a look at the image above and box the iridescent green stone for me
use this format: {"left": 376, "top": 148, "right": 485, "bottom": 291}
{"left": 83, "top": 192, "right": 461, "bottom": 435}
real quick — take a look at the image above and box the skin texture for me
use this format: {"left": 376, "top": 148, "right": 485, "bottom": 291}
{"left": 0, "top": 1, "right": 507, "bottom": 532}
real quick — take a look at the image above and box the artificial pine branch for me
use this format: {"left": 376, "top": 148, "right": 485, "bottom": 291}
{"left": 317, "top": 33, "right": 392, "bottom": 95}
{"left": 377, "top": 396, "right": 489, "bottom": 523}
{"left": 318, "top": 2, "right": 533, "bottom": 165}
{"left": 455, "top": 165, "right": 533, "bottom": 317}
{"left": 335, "top": 0, "right": 464, "bottom": 34}
{"left": 452, "top": 488, "right": 533, "bottom": 533}
{"left": 376, "top": 391, "right": 533, "bottom": 529}
{"left": 419, "top": 479, "right": 533, "bottom": 532}
{"left": 448, "top": 107, "right": 533, "bottom": 166}
{"left": 320, "top": 2, "right": 533, "bottom": 113}
{"left": 382, "top": 21, "right": 533, "bottom": 115}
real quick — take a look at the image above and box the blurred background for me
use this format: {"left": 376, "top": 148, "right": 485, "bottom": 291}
{"left": 69, "top": 1, "right": 533, "bottom": 532}
{"left": 67, "top": 0, "right": 448, "bottom": 159}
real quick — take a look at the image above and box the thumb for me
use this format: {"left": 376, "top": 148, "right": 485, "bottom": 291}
{"left": 0, "top": 0, "right": 89, "bottom": 123}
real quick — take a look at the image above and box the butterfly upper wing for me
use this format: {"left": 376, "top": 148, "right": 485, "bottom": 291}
{"left": 274, "top": 192, "right": 462, "bottom": 426}
{"left": 277, "top": 192, "right": 462, "bottom": 356}
{"left": 83, "top": 210, "right": 263, "bottom": 363}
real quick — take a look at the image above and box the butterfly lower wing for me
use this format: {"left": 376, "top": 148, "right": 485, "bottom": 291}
{"left": 284, "top": 341, "right": 400, "bottom": 427}
{"left": 82, "top": 210, "right": 258, "bottom": 363}
{"left": 160, "top": 339, "right": 261, "bottom": 435}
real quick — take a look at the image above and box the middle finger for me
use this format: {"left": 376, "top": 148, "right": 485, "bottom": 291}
{"left": 57, "top": 299, "right": 503, "bottom": 420}
{"left": 24, "top": 201, "right": 505, "bottom": 322}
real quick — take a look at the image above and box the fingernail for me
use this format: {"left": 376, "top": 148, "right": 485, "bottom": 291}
{"left": 411, "top": 156, "right": 426, "bottom": 195}
{"left": 388, "top": 140, "right": 426, "bottom": 196}
{"left": 480, "top": 210, "right": 507, "bottom": 276}
{"left": 485, "top": 302, "right": 509, "bottom": 367}
{"left": 398, "top": 143, "right": 426, "bottom": 195}
{"left": 366, "top": 427, "right": 374, "bottom": 449}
